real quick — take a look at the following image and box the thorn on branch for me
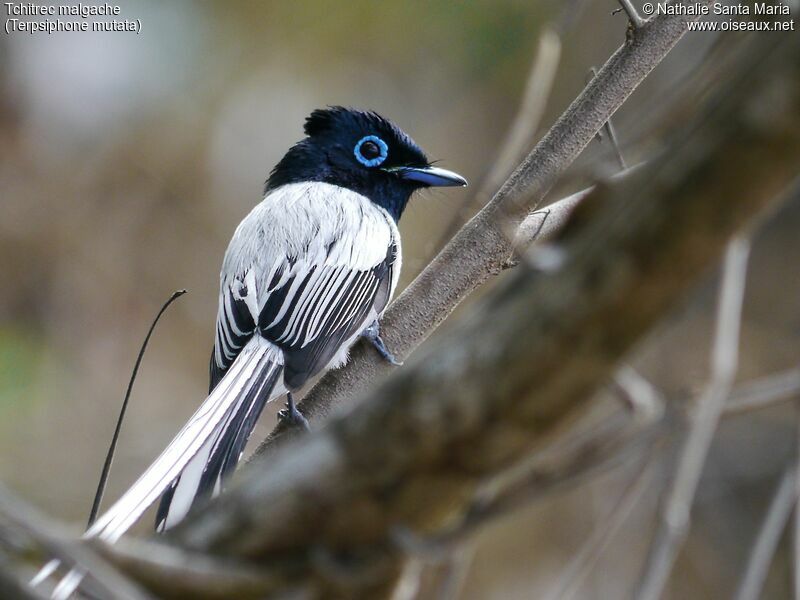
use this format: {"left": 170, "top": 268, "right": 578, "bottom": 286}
{"left": 603, "top": 116, "right": 628, "bottom": 170}
{"left": 613, "top": 0, "right": 646, "bottom": 30}
{"left": 587, "top": 67, "right": 628, "bottom": 170}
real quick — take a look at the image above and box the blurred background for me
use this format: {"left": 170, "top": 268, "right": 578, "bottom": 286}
{"left": 1, "top": 1, "right": 798, "bottom": 598}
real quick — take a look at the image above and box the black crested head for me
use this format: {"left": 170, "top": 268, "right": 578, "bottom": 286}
{"left": 265, "top": 107, "right": 466, "bottom": 221}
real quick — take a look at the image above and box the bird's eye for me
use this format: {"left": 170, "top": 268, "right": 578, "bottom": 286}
{"left": 354, "top": 135, "right": 388, "bottom": 167}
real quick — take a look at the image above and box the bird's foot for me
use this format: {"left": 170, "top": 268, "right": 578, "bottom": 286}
{"left": 362, "top": 320, "right": 403, "bottom": 366}
{"left": 278, "top": 392, "right": 310, "bottom": 433}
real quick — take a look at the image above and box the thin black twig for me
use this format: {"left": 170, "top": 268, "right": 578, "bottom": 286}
{"left": 87, "top": 289, "right": 187, "bottom": 528}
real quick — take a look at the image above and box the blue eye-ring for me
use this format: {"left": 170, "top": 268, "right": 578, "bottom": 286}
{"left": 354, "top": 135, "right": 388, "bottom": 167}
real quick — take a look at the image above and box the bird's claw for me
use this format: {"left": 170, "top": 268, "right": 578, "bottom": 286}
{"left": 278, "top": 393, "right": 310, "bottom": 433}
{"left": 362, "top": 321, "right": 403, "bottom": 366}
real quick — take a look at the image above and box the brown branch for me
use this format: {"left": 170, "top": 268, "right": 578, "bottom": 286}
{"left": 255, "top": 0, "right": 712, "bottom": 454}
{"left": 160, "top": 29, "right": 800, "bottom": 599}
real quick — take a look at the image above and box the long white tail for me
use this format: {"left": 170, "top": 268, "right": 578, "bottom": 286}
{"left": 89, "top": 337, "right": 281, "bottom": 542}
{"left": 33, "top": 337, "right": 282, "bottom": 597}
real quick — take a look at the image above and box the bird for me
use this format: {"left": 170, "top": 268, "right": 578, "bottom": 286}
{"left": 33, "top": 107, "right": 466, "bottom": 598}
{"left": 88, "top": 107, "right": 468, "bottom": 543}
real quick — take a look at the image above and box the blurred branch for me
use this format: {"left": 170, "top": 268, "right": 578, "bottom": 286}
{"left": 635, "top": 237, "right": 752, "bottom": 600}
{"left": 93, "top": 538, "right": 281, "bottom": 600}
{"left": 255, "top": 0, "right": 711, "bottom": 454}
{"left": 391, "top": 408, "right": 665, "bottom": 559}
{"left": 543, "top": 451, "right": 656, "bottom": 600}
{"left": 158, "top": 29, "right": 800, "bottom": 599}
{"left": 0, "top": 485, "right": 148, "bottom": 600}
{"left": 723, "top": 368, "right": 800, "bottom": 416}
{"left": 734, "top": 464, "right": 798, "bottom": 600}
{"left": 1, "top": 484, "right": 280, "bottom": 600}
{"left": 388, "top": 559, "right": 423, "bottom": 600}
{"left": 0, "top": 564, "right": 44, "bottom": 600}
{"left": 424, "top": 547, "right": 473, "bottom": 600}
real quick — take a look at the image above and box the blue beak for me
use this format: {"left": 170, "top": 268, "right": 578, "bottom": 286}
{"left": 393, "top": 165, "right": 468, "bottom": 187}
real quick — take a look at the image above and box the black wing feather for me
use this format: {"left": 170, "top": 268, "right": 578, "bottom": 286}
{"left": 274, "top": 245, "right": 395, "bottom": 390}
{"left": 212, "top": 241, "right": 397, "bottom": 391}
